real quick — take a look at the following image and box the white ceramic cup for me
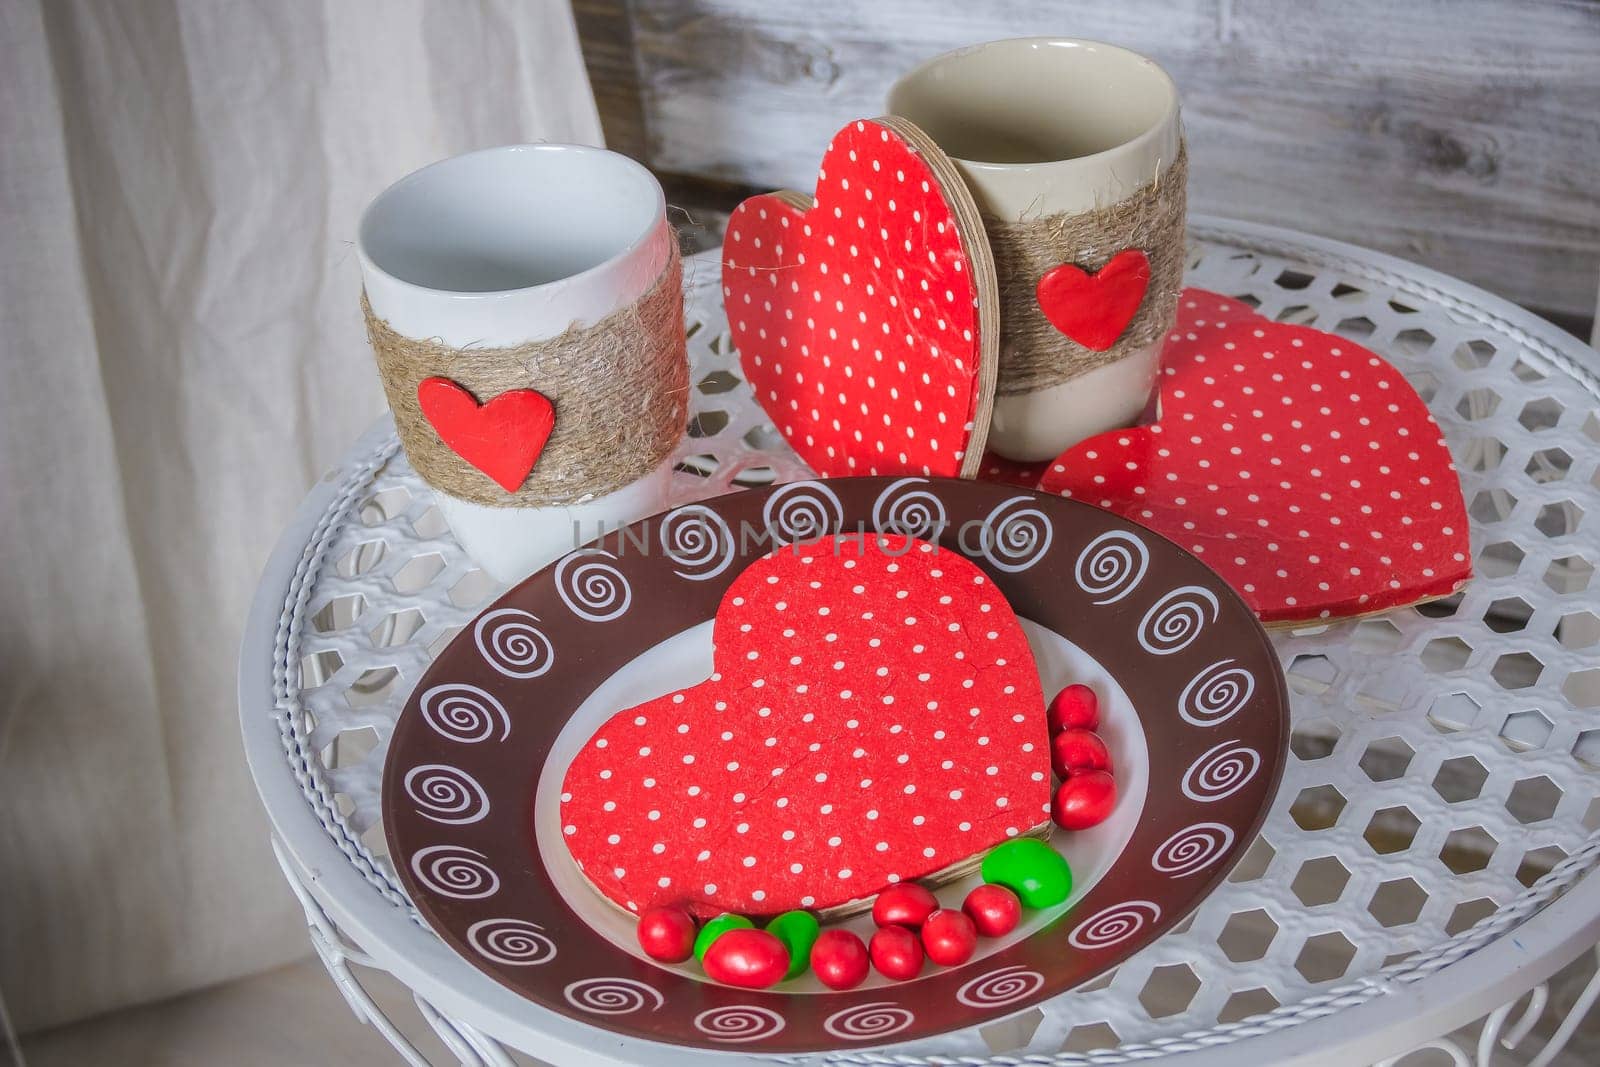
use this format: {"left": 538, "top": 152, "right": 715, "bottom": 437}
{"left": 358, "top": 144, "right": 679, "bottom": 584}
{"left": 888, "top": 38, "right": 1183, "bottom": 463}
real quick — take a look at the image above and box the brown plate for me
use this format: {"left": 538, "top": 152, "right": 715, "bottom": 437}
{"left": 383, "top": 477, "right": 1288, "bottom": 1052}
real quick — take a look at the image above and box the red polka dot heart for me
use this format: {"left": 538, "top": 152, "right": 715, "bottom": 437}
{"left": 560, "top": 533, "right": 1050, "bottom": 919}
{"left": 722, "top": 117, "right": 997, "bottom": 480}
{"left": 1040, "top": 290, "right": 1470, "bottom": 623}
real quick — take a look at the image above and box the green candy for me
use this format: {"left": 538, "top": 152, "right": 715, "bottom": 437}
{"left": 765, "top": 910, "right": 820, "bottom": 978}
{"left": 693, "top": 914, "right": 754, "bottom": 962}
{"left": 981, "top": 838, "right": 1073, "bottom": 909}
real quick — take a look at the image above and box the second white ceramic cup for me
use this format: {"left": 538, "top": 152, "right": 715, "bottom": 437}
{"left": 889, "top": 38, "right": 1183, "bottom": 462}
{"left": 358, "top": 144, "right": 679, "bottom": 583}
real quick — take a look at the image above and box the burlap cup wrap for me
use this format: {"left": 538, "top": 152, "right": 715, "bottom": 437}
{"left": 986, "top": 143, "right": 1187, "bottom": 396}
{"left": 364, "top": 244, "right": 687, "bottom": 507}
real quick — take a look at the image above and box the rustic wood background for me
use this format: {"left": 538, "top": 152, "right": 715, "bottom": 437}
{"left": 575, "top": 0, "right": 1600, "bottom": 331}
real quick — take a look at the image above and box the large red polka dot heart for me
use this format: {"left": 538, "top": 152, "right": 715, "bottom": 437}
{"left": 560, "top": 533, "right": 1050, "bottom": 920}
{"left": 1039, "top": 289, "right": 1471, "bottom": 624}
{"left": 722, "top": 117, "right": 998, "bottom": 480}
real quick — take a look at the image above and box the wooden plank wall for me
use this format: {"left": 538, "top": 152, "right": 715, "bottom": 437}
{"left": 575, "top": 0, "right": 1600, "bottom": 324}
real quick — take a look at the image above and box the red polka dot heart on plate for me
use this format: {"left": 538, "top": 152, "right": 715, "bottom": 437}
{"left": 559, "top": 533, "right": 1049, "bottom": 919}
{"left": 722, "top": 117, "right": 999, "bottom": 480}
{"left": 1039, "top": 289, "right": 1471, "bottom": 624}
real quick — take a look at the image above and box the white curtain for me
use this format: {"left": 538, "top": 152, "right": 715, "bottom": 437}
{"left": 0, "top": 0, "right": 602, "bottom": 1032}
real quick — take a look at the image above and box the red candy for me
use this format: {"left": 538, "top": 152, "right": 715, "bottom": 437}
{"left": 869, "top": 925, "right": 925, "bottom": 981}
{"left": 702, "top": 928, "right": 790, "bottom": 988}
{"left": 1048, "top": 684, "right": 1099, "bottom": 733}
{"left": 636, "top": 905, "right": 697, "bottom": 963}
{"left": 1051, "top": 728, "right": 1111, "bottom": 778}
{"left": 1053, "top": 770, "right": 1117, "bottom": 830}
{"left": 872, "top": 883, "right": 939, "bottom": 929}
{"left": 962, "top": 883, "right": 1022, "bottom": 938}
{"left": 810, "top": 929, "right": 871, "bottom": 990}
{"left": 921, "top": 909, "right": 978, "bottom": 966}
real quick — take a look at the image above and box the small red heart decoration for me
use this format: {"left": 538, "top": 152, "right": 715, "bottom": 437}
{"left": 1036, "top": 249, "right": 1151, "bottom": 352}
{"left": 560, "top": 534, "right": 1049, "bottom": 918}
{"left": 1038, "top": 289, "right": 1471, "bottom": 623}
{"left": 723, "top": 117, "right": 997, "bottom": 479}
{"left": 416, "top": 377, "right": 555, "bottom": 493}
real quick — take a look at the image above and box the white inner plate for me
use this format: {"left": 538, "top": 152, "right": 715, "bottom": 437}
{"left": 534, "top": 616, "right": 1150, "bottom": 991}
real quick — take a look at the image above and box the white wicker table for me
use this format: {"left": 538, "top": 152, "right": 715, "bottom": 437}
{"left": 239, "top": 217, "right": 1600, "bottom": 1066}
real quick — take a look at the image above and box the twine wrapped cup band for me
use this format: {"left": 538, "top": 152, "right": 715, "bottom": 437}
{"left": 988, "top": 142, "right": 1187, "bottom": 396}
{"left": 364, "top": 243, "right": 687, "bottom": 507}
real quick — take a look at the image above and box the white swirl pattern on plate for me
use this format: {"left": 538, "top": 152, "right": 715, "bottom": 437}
{"left": 473, "top": 608, "right": 554, "bottom": 679}
{"left": 871, "top": 478, "right": 947, "bottom": 542}
{"left": 660, "top": 504, "right": 736, "bottom": 581}
{"left": 1152, "top": 822, "right": 1236, "bottom": 876}
{"left": 403, "top": 764, "right": 489, "bottom": 825}
{"left": 466, "top": 918, "right": 556, "bottom": 966}
{"left": 763, "top": 481, "right": 843, "bottom": 544}
{"left": 1075, "top": 530, "right": 1149, "bottom": 604}
{"left": 563, "top": 977, "right": 663, "bottom": 1015}
{"left": 1182, "top": 741, "right": 1262, "bottom": 802}
{"left": 824, "top": 1002, "right": 915, "bottom": 1041}
{"left": 418, "top": 683, "right": 510, "bottom": 744}
{"left": 394, "top": 483, "right": 1285, "bottom": 1047}
{"left": 555, "top": 549, "right": 632, "bottom": 622}
{"left": 1179, "top": 659, "right": 1255, "bottom": 726}
{"left": 409, "top": 845, "right": 499, "bottom": 900}
{"left": 1138, "top": 585, "right": 1220, "bottom": 656}
{"left": 979, "top": 496, "right": 1053, "bottom": 573}
{"left": 956, "top": 966, "right": 1046, "bottom": 1008}
{"left": 694, "top": 1005, "right": 786, "bottom": 1043}
{"left": 1068, "top": 901, "right": 1162, "bottom": 950}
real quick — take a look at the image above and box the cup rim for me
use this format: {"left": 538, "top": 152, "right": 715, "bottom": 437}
{"left": 887, "top": 36, "right": 1180, "bottom": 176}
{"left": 356, "top": 143, "right": 667, "bottom": 302}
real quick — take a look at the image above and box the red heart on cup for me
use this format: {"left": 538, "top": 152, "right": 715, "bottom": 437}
{"left": 722, "top": 117, "right": 997, "bottom": 479}
{"left": 560, "top": 534, "right": 1049, "bottom": 918}
{"left": 416, "top": 377, "right": 555, "bottom": 493}
{"left": 1036, "top": 248, "right": 1150, "bottom": 352}
{"left": 1039, "top": 289, "right": 1470, "bottom": 623}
